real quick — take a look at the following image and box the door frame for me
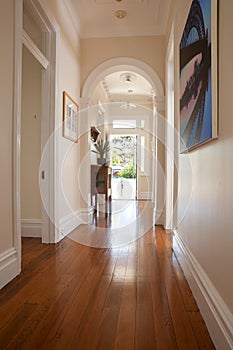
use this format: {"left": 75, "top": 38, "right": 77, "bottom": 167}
{"left": 110, "top": 133, "right": 138, "bottom": 200}
{"left": 13, "top": 0, "right": 58, "bottom": 271}
{"left": 165, "top": 23, "right": 175, "bottom": 230}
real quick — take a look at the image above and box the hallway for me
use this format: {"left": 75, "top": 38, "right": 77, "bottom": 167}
{"left": 0, "top": 225, "right": 214, "bottom": 349}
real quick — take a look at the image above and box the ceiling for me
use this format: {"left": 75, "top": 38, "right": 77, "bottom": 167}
{"left": 68, "top": 0, "right": 171, "bottom": 38}
{"left": 95, "top": 71, "right": 154, "bottom": 105}
{"left": 66, "top": 0, "right": 171, "bottom": 106}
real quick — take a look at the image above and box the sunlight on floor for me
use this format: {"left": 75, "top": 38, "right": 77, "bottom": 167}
{"left": 68, "top": 200, "right": 153, "bottom": 249}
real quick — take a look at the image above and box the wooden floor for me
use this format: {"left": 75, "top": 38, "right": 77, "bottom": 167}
{"left": 0, "top": 214, "right": 215, "bottom": 349}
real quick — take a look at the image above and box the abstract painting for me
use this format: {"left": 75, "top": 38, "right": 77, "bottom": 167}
{"left": 180, "top": 0, "right": 218, "bottom": 152}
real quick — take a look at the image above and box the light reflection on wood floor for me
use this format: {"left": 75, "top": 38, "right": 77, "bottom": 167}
{"left": 68, "top": 200, "right": 153, "bottom": 248}
{"left": 0, "top": 225, "right": 215, "bottom": 349}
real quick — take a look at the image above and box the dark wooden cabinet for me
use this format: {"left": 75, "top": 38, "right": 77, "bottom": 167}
{"left": 91, "top": 165, "right": 112, "bottom": 214}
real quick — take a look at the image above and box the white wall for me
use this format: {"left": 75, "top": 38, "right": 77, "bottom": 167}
{"left": 21, "top": 46, "right": 42, "bottom": 221}
{"left": 0, "top": 0, "right": 14, "bottom": 254}
{"left": 81, "top": 36, "right": 165, "bottom": 90}
{"left": 167, "top": 0, "right": 233, "bottom": 347}
{"left": 41, "top": 0, "right": 82, "bottom": 238}
{"left": 0, "top": 0, "right": 21, "bottom": 290}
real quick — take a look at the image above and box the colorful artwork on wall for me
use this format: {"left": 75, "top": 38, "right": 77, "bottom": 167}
{"left": 179, "top": 0, "right": 218, "bottom": 152}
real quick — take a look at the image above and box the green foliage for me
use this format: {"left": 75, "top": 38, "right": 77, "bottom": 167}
{"left": 92, "top": 139, "right": 110, "bottom": 158}
{"left": 118, "top": 162, "right": 136, "bottom": 179}
{"left": 110, "top": 135, "right": 136, "bottom": 164}
{"left": 111, "top": 149, "right": 121, "bottom": 165}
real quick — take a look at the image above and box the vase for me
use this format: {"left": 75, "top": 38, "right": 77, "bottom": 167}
{"left": 97, "top": 157, "right": 106, "bottom": 165}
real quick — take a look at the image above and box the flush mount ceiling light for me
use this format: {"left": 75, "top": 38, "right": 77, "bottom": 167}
{"left": 115, "top": 10, "right": 127, "bottom": 19}
{"left": 120, "top": 72, "right": 137, "bottom": 84}
{"left": 120, "top": 102, "right": 136, "bottom": 110}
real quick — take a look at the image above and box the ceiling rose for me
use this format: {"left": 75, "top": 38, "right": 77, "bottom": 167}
{"left": 115, "top": 10, "right": 127, "bottom": 19}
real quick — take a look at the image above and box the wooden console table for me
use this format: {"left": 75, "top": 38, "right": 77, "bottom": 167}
{"left": 91, "top": 165, "right": 112, "bottom": 215}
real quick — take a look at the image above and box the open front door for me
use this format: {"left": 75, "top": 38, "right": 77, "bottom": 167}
{"left": 110, "top": 134, "right": 137, "bottom": 200}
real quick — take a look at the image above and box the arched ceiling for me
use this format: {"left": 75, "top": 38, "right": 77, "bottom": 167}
{"left": 94, "top": 71, "right": 154, "bottom": 105}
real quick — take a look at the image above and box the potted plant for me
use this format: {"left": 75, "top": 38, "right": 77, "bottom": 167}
{"left": 92, "top": 139, "right": 110, "bottom": 165}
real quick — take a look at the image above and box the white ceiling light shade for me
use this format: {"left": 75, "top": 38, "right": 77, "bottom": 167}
{"left": 120, "top": 73, "right": 137, "bottom": 105}
{"left": 120, "top": 102, "right": 137, "bottom": 110}
{"left": 120, "top": 72, "right": 137, "bottom": 109}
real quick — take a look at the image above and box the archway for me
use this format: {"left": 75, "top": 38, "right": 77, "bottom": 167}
{"left": 81, "top": 57, "right": 165, "bottom": 226}
{"left": 81, "top": 57, "right": 164, "bottom": 101}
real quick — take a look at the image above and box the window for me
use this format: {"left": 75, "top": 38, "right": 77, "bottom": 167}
{"left": 113, "top": 120, "right": 136, "bottom": 129}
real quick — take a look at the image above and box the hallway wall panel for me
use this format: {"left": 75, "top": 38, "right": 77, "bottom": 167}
{"left": 0, "top": 0, "right": 14, "bottom": 253}
{"left": 168, "top": 0, "right": 233, "bottom": 343}
{"left": 41, "top": 0, "right": 82, "bottom": 238}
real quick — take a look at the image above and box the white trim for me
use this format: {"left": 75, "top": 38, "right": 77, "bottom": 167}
{"left": 151, "top": 101, "right": 157, "bottom": 219}
{"left": 79, "top": 208, "right": 94, "bottom": 224}
{"left": 13, "top": 0, "right": 23, "bottom": 278}
{"left": 155, "top": 210, "right": 165, "bottom": 226}
{"left": 165, "top": 22, "right": 175, "bottom": 230}
{"left": 211, "top": 0, "right": 218, "bottom": 139}
{"left": 81, "top": 57, "right": 164, "bottom": 100}
{"left": 59, "top": 208, "right": 94, "bottom": 240}
{"left": 21, "top": 219, "right": 42, "bottom": 238}
{"left": 63, "top": 0, "right": 81, "bottom": 35}
{"left": 0, "top": 248, "right": 18, "bottom": 290}
{"left": 24, "top": 0, "right": 53, "bottom": 32}
{"left": 173, "top": 230, "right": 233, "bottom": 350}
{"left": 24, "top": 0, "right": 59, "bottom": 244}
{"left": 22, "top": 30, "right": 49, "bottom": 69}
{"left": 39, "top": 0, "right": 59, "bottom": 244}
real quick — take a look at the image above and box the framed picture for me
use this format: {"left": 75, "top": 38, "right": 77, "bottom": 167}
{"left": 63, "top": 91, "right": 79, "bottom": 142}
{"left": 179, "top": 0, "right": 218, "bottom": 152}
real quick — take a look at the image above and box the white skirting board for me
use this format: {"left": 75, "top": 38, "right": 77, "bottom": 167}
{"left": 173, "top": 230, "right": 233, "bottom": 350}
{"left": 21, "top": 219, "right": 42, "bottom": 237}
{"left": 59, "top": 208, "right": 94, "bottom": 239}
{"left": 155, "top": 209, "right": 165, "bottom": 226}
{"left": 0, "top": 248, "right": 19, "bottom": 290}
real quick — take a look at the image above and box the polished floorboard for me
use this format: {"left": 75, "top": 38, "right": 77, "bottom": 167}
{"left": 0, "top": 202, "right": 215, "bottom": 349}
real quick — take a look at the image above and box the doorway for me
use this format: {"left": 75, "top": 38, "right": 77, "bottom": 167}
{"left": 81, "top": 58, "right": 165, "bottom": 228}
{"left": 14, "top": 0, "right": 58, "bottom": 274}
{"left": 21, "top": 46, "right": 43, "bottom": 239}
{"left": 110, "top": 134, "right": 137, "bottom": 200}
